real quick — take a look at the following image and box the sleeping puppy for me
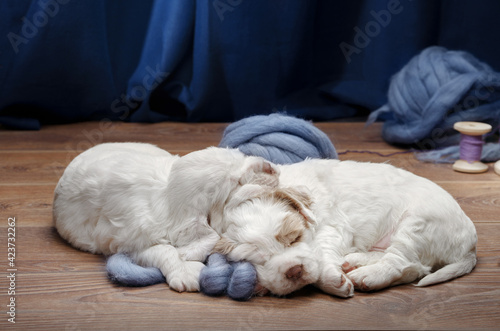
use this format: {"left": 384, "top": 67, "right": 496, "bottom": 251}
{"left": 53, "top": 143, "right": 278, "bottom": 292}
{"left": 215, "top": 159, "right": 477, "bottom": 297}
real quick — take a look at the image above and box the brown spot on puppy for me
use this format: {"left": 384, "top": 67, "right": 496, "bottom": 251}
{"left": 213, "top": 237, "right": 236, "bottom": 255}
{"left": 271, "top": 188, "right": 315, "bottom": 227}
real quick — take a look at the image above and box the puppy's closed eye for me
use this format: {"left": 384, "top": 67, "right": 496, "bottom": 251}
{"left": 276, "top": 230, "right": 302, "bottom": 247}
{"left": 290, "top": 234, "right": 302, "bottom": 245}
{"left": 275, "top": 215, "right": 304, "bottom": 247}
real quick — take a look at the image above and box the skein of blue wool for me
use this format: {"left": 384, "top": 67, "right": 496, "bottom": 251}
{"left": 227, "top": 261, "right": 258, "bottom": 301}
{"left": 219, "top": 113, "right": 338, "bottom": 164}
{"left": 106, "top": 253, "right": 165, "bottom": 286}
{"left": 199, "top": 253, "right": 234, "bottom": 296}
{"left": 368, "top": 46, "right": 500, "bottom": 146}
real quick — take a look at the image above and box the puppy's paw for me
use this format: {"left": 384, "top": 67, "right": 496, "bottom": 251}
{"left": 167, "top": 261, "right": 205, "bottom": 292}
{"left": 343, "top": 251, "right": 384, "bottom": 273}
{"left": 341, "top": 261, "right": 358, "bottom": 274}
{"left": 346, "top": 264, "right": 392, "bottom": 292}
{"left": 177, "top": 224, "right": 219, "bottom": 262}
{"left": 316, "top": 264, "right": 354, "bottom": 298}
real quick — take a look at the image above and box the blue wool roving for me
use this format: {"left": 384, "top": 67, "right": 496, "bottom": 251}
{"left": 199, "top": 253, "right": 234, "bottom": 296}
{"left": 219, "top": 113, "right": 338, "bottom": 164}
{"left": 227, "top": 261, "right": 257, "bottom": 301}
{"left": 368, "top": 46, "right": 500, "bottom": 147}
{"left": 200, "top": 253, "right": 257, "bottom": 301}
{"left": 106, "top": 253, "right": 165, "bottom": 286}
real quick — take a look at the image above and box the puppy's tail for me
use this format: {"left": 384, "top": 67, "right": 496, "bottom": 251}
{"left": 415, "top": 250, "right": 476, "bottom": 287}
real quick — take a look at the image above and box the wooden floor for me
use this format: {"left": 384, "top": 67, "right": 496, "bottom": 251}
{"left": 1, "top": 121, "right": 499, "bottom": 330}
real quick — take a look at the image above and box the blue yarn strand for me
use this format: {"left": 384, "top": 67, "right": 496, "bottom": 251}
{"left": 199, "top": 253, "right": 234, "bottom": 296}
{"left": 106, "top": 253, "right": 165, "bottom": 286}
{"left": 199, "top": 254, "right": 258, "bottom": 300}
{"left": 416, "top": 142, "right": 500, "bottom": 163}
{"left": 227, "top": 261, "right": 257, "bottom": 301}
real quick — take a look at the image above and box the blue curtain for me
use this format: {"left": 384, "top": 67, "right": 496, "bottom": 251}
{"left": 2, "top": 0, "right": 500, "bottom": 129}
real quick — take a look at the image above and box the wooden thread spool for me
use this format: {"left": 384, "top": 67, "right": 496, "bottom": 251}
{"left": 452, "top": 121, "right": 492, "bottom": 174}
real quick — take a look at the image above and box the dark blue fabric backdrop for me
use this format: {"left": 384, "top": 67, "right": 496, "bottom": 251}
{"left": 2, "top": 0, "right": 500, "bottom": 129}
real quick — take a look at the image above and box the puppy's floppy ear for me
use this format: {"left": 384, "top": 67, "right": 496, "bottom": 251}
{"left": 239, "top": 158, "right": 280, "bottom": 188}
{"left": 273, "top": 186, "right": 316, "bottom": 226}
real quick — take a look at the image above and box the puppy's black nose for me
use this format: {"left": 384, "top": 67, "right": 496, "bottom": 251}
{"left": 286, "top": 265, "right": 303, "bottom": 279}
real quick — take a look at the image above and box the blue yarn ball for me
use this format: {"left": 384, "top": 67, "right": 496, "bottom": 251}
{"left": 227, "top": 261, "right": 258, "bottom": 301}
{"left": 106, "top": 253, "right": 165, "bottom": 286}
{"left": 199, "top": 253, "right": 234, "bottom": 296}
{"left": 219, "top": 113, "right": 338, "bottom": 164}
{"left": 369, "top": 46, "right": 500, "bottom": 145}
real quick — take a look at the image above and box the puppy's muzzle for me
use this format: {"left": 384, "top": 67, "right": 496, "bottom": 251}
{"left": 286, "top": 264, "right": 304, "bottom": 280}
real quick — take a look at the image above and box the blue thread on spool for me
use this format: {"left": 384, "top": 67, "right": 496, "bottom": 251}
{"left": 459, "top": 135, "right": 484, "bottom": 163}
{"left": 452, "top": 121, "right": 492, "bottom": 173}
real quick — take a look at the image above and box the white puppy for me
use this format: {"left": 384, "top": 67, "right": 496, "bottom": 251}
{"left": 216, "top": 159, "right": 477, "bottom": 297}
{"left": 53, "top": 143, "right": 278, "bottom": 292}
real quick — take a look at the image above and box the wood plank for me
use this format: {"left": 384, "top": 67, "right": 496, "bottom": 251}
{"left": 442, "top": 182, "right": 500, "bottom": 222}
{"left": 0, "top": 185, "right": 55, "bottom": 227}
{"left": 3, "top": 247, "right": 499, "bottom": 331}
{"left": 0, "top": 151, "right": 196, "bottom": 185}
{"left": 3, "top": 265, "right": 499, "bottom": 330}
{"left": 0, "top": 121, "right": 403, "bottom": 152}
{"left": 4, "top": 121, "right": 497, "bottom": 184}
{"left": 0, "top": 121, "right": 226, "bottom": 151}
{"left": 6, "top": 283, "right": 498, "bottom": 330}
{"left": 339, "top": 151, "right": 500, "bottom": 182}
